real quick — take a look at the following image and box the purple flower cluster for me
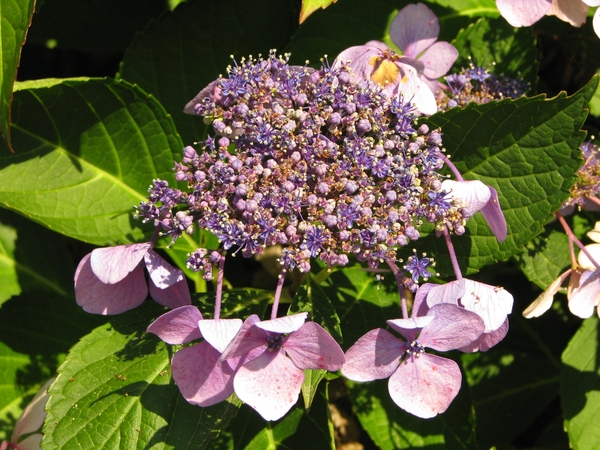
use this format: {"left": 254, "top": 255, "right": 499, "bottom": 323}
{"left": 436, "top": 63, "right": 529, "bottom": 110}
{"left": 562, "top": 141, "right": 600, "bottom": 210}
{"left": 137, "top": 51, "right": 468, "bottom": 279}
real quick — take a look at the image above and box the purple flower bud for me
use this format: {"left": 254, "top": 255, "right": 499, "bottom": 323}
{"left": 418, "top": 124, "right": 429, "bottom": 135}
{"left": 329, "top": 112, "right": 342, "bottom": 125}
{"left": 182, "top": 146, "right": 197, "bottom": 163}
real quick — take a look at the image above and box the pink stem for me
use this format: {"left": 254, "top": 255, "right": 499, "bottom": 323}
{"left": 440, "top": 153, "right": 464, "bottom": 182}
{"left": 271, "top": 270, "right": 286, "bottom": 320}
{"left": 386, "top": 259, "right": 409, "bottom": 320}
{"left": 556, "top": 212, "right": 600, "bottom": 270}
{"left": 213, "top": 254, "right": 226, "bottom": 320}
{"left": 443, "top": 227, "right": 463, "bottom": 280}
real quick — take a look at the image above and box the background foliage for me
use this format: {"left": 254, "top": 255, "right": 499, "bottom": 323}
{"left": 1, "top": 0, "right": 600, "bottom": 448}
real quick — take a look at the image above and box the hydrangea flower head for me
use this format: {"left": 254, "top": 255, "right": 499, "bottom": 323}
{"left": 141, "top": 51, "right": 470, "bottom": 284}
{"left": 342, "top": 303, "right": 484, "bottom": 418}
{"left": 74, "top": 243, "right": 191, "bottom": 315}
{"left": 220, "top": 312, "right": 345, "bottom": 420}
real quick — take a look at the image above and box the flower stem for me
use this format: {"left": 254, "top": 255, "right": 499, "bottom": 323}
{"left": 271, "top": 270, "right": 286, "bottom": 320}
{"left": 386, "top": 259, "right": 409, "bottom": 319}
{"left": 440, "top": 153, "right": 464, "bottom": 182}
{"left": 443, "top": 227, "right": 463, "bottom": 280}
{"left": 557, "top": 212, "right": 600, "bottom": 269}
{"left": 213, "top": 254, "right": 226, "bottom": 320}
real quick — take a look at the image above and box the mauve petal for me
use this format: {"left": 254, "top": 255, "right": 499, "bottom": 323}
{"left": 234, "top": 350, "right": 304, "bottom": 421}
{"left": 426, "top": 279, "right": 465, "bottom": 307}
{"left": 184, "top": 80, "right": 219, "bottom": 114}
{"left": 341, "top": 328, "right": 405, "bottom": 381}
{"left": 148, "top": 276, "right": 191, "bottom": 309}
{"left": 221, "top": 315, "right": 267, "bottom": 360}
{"left": 587, "top": 221, "right": 600, "bottom": 242}
{"left": 144, "top": 250, "right": 184, "bottom": 288}
{"left": 172, "top": 342, "right": 235, "bottom": 407}
{"left": 15, "top": 434, "right": 42, "bottom": 450}
{"left": 461, "top": 280, "right": 513, "bottom": 333}
{"left": 390, "top": 3, "right": 439, "bottom": 58}
{"left": 419, "top": 42, "right": 458, "bottom": 80}
{"left": 568, "top": 269, "right": 600, "bottom": 318}
{"left": 480, "top": 186, "right": 508, "bottom": 242}
{"left": 255, "top": 312, "right": 308, "bottom": 333}
{"left": 199, "top": 319, "right": 243, "bottom": 353}
{"left": 578, "top": 243, "right": 600, "bottom": 269}
{"left": 442, "top": 180, "right": 492, "bottom": 215}
{"left": 90, "top": 243, "right": 151, "bottom": 284}
{"left": 389, "top": 66, "right": 437, "bottom": 115}
{"left": 284, "top": 322, "right": 345, "bottom": 370}
{"left": 548, "top": 0, "right": 588, "bottom": 26}
{"left": 523, "top": 270, "right": 571, "bottom": 318}
{"left": 146, "top": 305, "right": 202, "bottom": 344}
{"left": 459, "top": 318, "right": 509, "bottom": 352}
{"left": 418, "top": 303, "right": 484, "bottom": 351}
{"left": 411, "top": 283, "right": 435, "bottom": 317}
{"left": 388, "top": 353, "right": 461, "bottom": 418}
{"left": 75, "top": 253, "right": 147, "bottom": 315}
{"left": 386, "top": 316, "right": 433, "bottom": 341}
{"left": 332, "top": 44, "right": 382, "bottom": 79}
{"left": 496, "top": 0, "right": 552, "bottom": 27}
{"left": 12, "top": 378, "right": 53, "bottom": 440}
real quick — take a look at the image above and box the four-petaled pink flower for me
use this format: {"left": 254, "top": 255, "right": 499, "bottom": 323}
{"left": 442, "top": 179, "right": 508, "bottom": 242}
{"left": 333, "top": 41, "right": 438, "bottom": 115}
{"left": 147, "top": 305, "right": 243, "bottom": 406}
{"left": 220, "top": 312, "right": 345, "bottom": 421}
{"left": 74, "top": 242, "right": 191, "bottom": 315}
{"left": 389, "top": 3, "right": 459, "bottom": 94}
{"left": 342, "top": 303, "right": 484, "bottom": 418}
{"left": 424, "top": 278, "right": 513, "bottom": 351}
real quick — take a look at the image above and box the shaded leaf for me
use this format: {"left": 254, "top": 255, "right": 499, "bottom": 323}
{"left": 561, "top": 317, "right": 600, "bottom": 450}
{"left": 423, "top": 78, "right": 597, "bottom": 275}
{"left": 2, "top": 78, "right": 180, "bottom": 245}
{"left": 299, "top": 0, "right": 337, "bottom": 24}
{"left": 42, "top": 302, "right": 240, "bottom": 449}
{"left": 514, "top": 228, "right": 571, "bottom": 289}
{"left": 119, "top": 0, "right": 297, "bottom": 145}
{"left": 452, "top": 16, "right": 538, "bottom": 89}
{"left": 289, "top": 274, "right": 343, "bottom": 343}
{"left": 0, "top": 0, "right": 36, "bottom": 152}
{"left": 27, "top": 0, "right": 168, "bottom": 53}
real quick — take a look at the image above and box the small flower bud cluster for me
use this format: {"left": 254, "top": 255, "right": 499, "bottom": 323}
{"left": 436, "top": 62, "right": 528, "bottom": 110}
{"left": 137, "top": 51, "right": 467, "bottom": 277}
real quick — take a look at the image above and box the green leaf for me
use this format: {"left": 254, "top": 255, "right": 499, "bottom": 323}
{"left": 299, "top": 0, "right": 337, "bottom": 24}
{"left": 301, "top": 369, "right": 326, "bottom": 410}
{"left": 0, "top": 290, "right": 106, "bottom": 441}
{"left": 452, "top": 16, "right": 538, "bottom": 89}
{"left": 27, "top": 0, "right": 168, "bottom": 53}
{"left": 0, "top": 208, "right": 72, "bottom": 306}
{"left": 119, "top": 0, "right": 297, "bottom": 146}
{"left": 0, "top": 0, "right": 35, "bottom": 151}
{"left": 561, "top": 316, "right": 600, "bottom": 450}
{"left": 320, "top": 266, "right": 401, "bottom": 350}
{"left": 42, "top": 302, "right": 241, "bottom": 450}
{"left": 289, "top": 274, "right": 343, "bottom": 343}
{"left": 196, "top": 288, "right": 273, "bottom": 320}
{"left": 0, "top": 77, "right": 180, "bottom": 246}
{"left": 514, "top": 228, "right": 571, "bottom": 289}
{"left": 423, "top": 77, "right": 598, "bottom": 275}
